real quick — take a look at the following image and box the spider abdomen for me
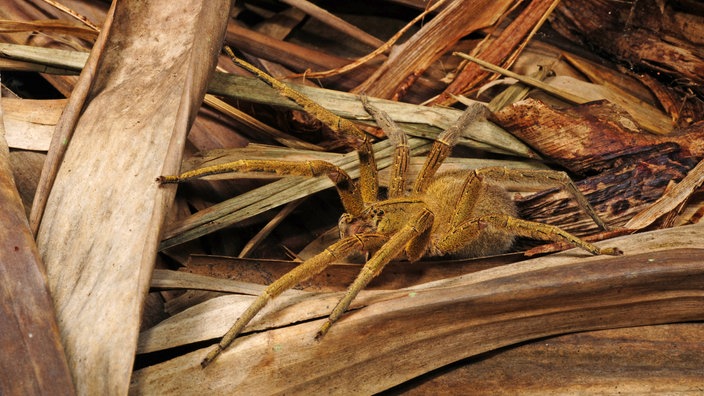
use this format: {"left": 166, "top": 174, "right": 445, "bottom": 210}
{"left": 424, "top": 172, "right": 517, "bottom": 258}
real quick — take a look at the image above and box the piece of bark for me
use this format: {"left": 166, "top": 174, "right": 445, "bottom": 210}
{"left": 353, "top": 0, "right": 513, "bottom": 100}
{"left": 492, "top": 99, "right": 704, "bottom": 174}
{"left": 31, "top": 1, "right": 231, "bottom": 394}
{"left": 493, "top": 99, "right": 704, "bottom": 234}
{"left": 626, "top": 158, "right": 704, "bottom": 230}
{"left": 516, "top": 145, "right": 696, "bottom": 234}
{"left": 130, "top": 225, "right": 704, "bottom": 394}
{"left": 433, "top": 0, "right": 559, "bottom": 105}
{"left": 550, "top": 0, "right": 703, "bottom": 117}
{"left": 0, "top": 96, "right": 74, "bottom": 393}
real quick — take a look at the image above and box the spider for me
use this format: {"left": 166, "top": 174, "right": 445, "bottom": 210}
{"left": 158, "top": 53, "right": 622, "bottom": 368}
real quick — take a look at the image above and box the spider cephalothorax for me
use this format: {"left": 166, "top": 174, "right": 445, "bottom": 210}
{"left": 158, "top": 53, "right": 621, "bottom": 367}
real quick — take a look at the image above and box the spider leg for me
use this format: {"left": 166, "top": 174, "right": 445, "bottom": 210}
{"left": 225, "top": 48, "right": 379, "bottom": 204}
{"left": 412, "top": 103, "right": 489, "bottom": 193}
{"left": 201, "top": 233, "right": 388, "bottom": 368}
{"left": 475, "top": 167, "right": 610, "bottom": 230}
{"left": 438, "top": 214, "right": 621, "bottom": 256}
{"left": 158, "top": 159, "right": 365, "bottom": 216}
{"left": 361, "top": 95, "right": 409, "bottom": 198}
{"left": 316, "top": 206, "right": 434, "bottom": 338}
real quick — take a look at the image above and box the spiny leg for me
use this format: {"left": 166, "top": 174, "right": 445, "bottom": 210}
{"left": 224, "top": 46, "right": 379, "bottom": 204}
{"left": 317, "top": 206, "right": 434, "bottom": 338}
{"left": 360, "top": 94, "right": 409, "bottom": 198}
{"left": 412, "top": 103, "right": 489, "bottom": 193}
{"left": 158, "top": 159, "right": 365, "bottom": 216}
{"left": 201, "top": 233, "right": 388, "bottom": 368}
{"left": 438, "top": 214, "right": 621, "bottom": 256}
{"left": 475, "top": 167, "right": 610, "bottom": 231}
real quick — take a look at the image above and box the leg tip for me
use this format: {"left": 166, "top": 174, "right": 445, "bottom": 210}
{"left": 601, "top": 247, "right": 623, "bottom": 256}
{"left": 315, "top": 321, "right": 332, "bottom": 340}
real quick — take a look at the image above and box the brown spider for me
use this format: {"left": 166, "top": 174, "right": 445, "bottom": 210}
{"left": 158, "top": 53, "right": 621, "bottom": 368}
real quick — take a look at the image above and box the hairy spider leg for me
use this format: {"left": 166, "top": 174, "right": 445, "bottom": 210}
{"left": 225, "top": 47, "right": 379, "bottom": 204}
{"left": 200, "top": 233, "right": 388, "bottom": 368}
{"left": 158, "top": 159, "right": 365, "bottom": 216}
{"left": 316, "top": 204, "right": 435, "bottom": 338}
{"left": 412, "top": 103, "right": 488, "bottom": 193}
{"left": 360, "top": 95, "right": 409, "bottom": 198}
{"left": 474, "top": 167, "right": 610, "bottom": 231}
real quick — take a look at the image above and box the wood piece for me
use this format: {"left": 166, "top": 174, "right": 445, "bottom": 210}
{"left": 354, "top": 0, "right": 513, "bottom": 100}
{"left": 31, "top": 1, "right": 231, "bottom": 394}
{"left": 0, "top": 89, "right": 74, "bottom": 395}
{"left": 626, "top": 158, "right": 704, "bottom": 230}
{"left": 130, "top": 225, "right": 704, "bottom": 394}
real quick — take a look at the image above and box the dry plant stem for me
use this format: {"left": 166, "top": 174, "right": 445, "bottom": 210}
{"left": 454, "top": 52, "right": 591, "bottom": 105}
{"left": 280, "top": 0, "right": 383, "bottom": 49}
{"left": 224, "top": 47, "right": 379, "bottom": 204}
{"left": 0, "top": 44, "right": 534, "bottom": 157}
{"left": 294, "top": 0, "right": 448, "bottom": 80}
{"left": 238, "top": 198, "right": 305, "bottom": 258}
{"left": 39, "top": 0, "right": 101, "bottom": 31}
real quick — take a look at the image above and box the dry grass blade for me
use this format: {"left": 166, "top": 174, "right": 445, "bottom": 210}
{"left": 0, "top": 19, "right": 98, "bottom": 40}
{"left": 0, "top": 44, "right": 534, "bottom": 157}
{"left": 30, "top": 1, "right": 231, "bottom": 394}
{"left": 132, "top": 225, "right": 704, "bottom": 394}
{"left": 0, "top": 43, "right": 88, "bottom": 71}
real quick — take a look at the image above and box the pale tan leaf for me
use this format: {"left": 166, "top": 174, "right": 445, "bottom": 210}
{"left": 31, "top": 1, "right": 232, "bottom": 394}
